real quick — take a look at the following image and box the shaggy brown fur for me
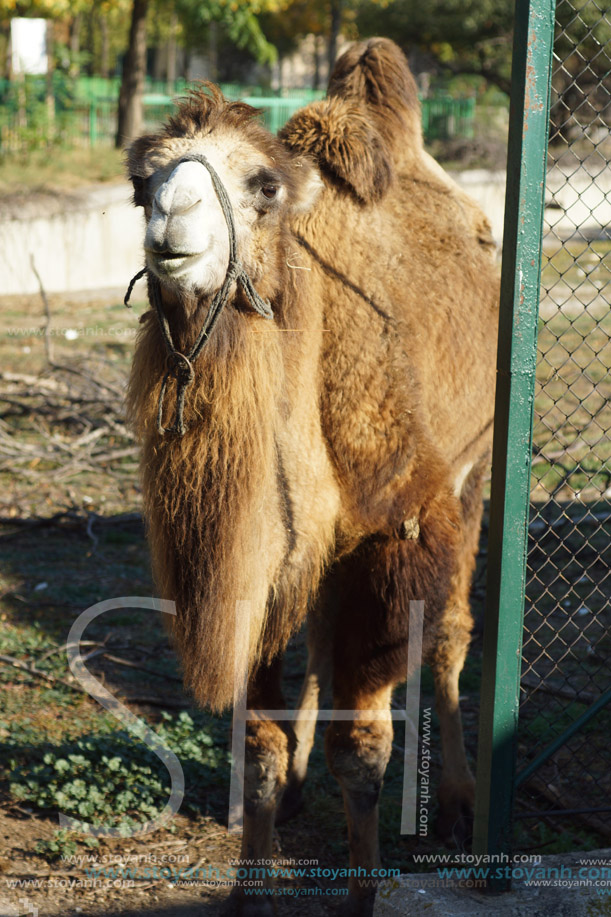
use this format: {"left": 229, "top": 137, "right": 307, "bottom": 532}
{"left": 126, "top": 37, "right": 499, "bottom": 913}
{"left": 281, "top": 37, "right": 422, "bottom": 202}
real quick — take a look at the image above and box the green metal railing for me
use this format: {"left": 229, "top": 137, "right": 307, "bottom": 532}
{"left": 420, "top": 96, "right": 476, "bottom": 140}
{"left": 475, "top": 0, "right": 611, "bottom": 876}
{"left": 0, "top": 75, "right": 477, "bottom": 154}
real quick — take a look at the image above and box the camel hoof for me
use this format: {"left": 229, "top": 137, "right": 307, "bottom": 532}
{"left": 275, "top": 778, "right": 304, "bottom": 824}
{"left": 221, "top": 888, "right": 276, "bottom": 916}
{"left": 435, "top": 780, "right": 474, "bottom": 849}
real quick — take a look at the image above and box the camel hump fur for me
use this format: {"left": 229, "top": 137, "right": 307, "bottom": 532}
{"left": 281, "top": 38, "right": 423, "bottom": 203}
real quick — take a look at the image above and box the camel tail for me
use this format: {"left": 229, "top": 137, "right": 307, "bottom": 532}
{"left": 327, "top": 38, "right": 423, "bottom": 150}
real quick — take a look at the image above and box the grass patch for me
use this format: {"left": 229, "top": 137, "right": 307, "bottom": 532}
{"left": 0, "top": 146, "right": 125, "bottom": 195}
{"left": 2, "top": 711, "right": 229, "bottom": 832}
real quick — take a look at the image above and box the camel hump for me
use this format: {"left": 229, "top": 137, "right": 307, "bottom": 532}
{"left": 328, "top": 38, "right": 421, "bottom": 133}
{"left": 280, "top": 38, "right": 422, "bottom": 204}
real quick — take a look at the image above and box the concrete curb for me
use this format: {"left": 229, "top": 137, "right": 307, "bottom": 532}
{"left": 373, "top": 849, "right": 611, "bottom": 916}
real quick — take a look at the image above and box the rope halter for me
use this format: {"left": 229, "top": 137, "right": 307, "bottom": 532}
{"left": 125, "top": 153, "right": 273, "bottom": 436}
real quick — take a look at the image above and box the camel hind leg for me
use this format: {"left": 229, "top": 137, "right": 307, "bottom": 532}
{"left": 276, "top": 604, "right": 333, "bottom": 823}
{"left": 323, "top": 542, "right": 415, "bottom": 916}
{"left": 325, "top": 480, "right": 471, "bottom": 910}
{"left": 431, "top": 456, "right": 489, "bottom": 845}
{"left": 326, "top": 681, "right": 394, "bottom": 917}
{"left": 429, "top": 606, "right": 475, "bottom": 847}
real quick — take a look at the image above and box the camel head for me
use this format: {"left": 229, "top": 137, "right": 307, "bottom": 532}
{"left": 127, "top": 86, "right": 321, "bottom": 299}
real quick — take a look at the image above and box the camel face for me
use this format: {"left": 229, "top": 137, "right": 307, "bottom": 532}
{"left": 142, "top": 139, "right": 275, "bottom": 294}
{"left": 131, "top": 119, "right": 320, "bottom": 297}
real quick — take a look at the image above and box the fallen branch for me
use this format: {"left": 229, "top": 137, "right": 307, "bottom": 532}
{"left": 30, "top": 253, "right": 54, "bottom": 365}
{"left": 0, "top": 653, "right": 77, "bottom": 692}
{"left": 86, "top": 513, "right": 99, "bottom": 553}
{"left": 102, "top": 652, "right": 183, "bottom": 683}
{"left": 0, "top": 334, "right": 135, "bottom": 513}
{"left": 523, "top": 773, "right": 611, "bottom": 843}
{"left": 0, "top": 652, "right": 187, "bottom": 710}
{"left": 48, "top": 361, "right": 124, "bottom": 399}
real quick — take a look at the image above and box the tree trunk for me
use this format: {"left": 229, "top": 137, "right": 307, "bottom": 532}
{"left": 1, "top": 21, "right": 10, "bottom": 79}
{"left": 115, "top": 0, "right": 148, "bottom": 148}
{"left": 166, "top": 11, "right": 177, "bottom": 93}
{"left": 70, "top": 13, "right": 81, "bottom": 77}
{"left": 313, "top": 34, "right": 321, "bottom": 90}
{"left": 45, "top": 20, "right": 55, "bottom": 143}
{"left": 327, "top": 0, "right": 342, "bottom": 79}
{"left": 100, "top": 12, "right": 109, "bottom": 81}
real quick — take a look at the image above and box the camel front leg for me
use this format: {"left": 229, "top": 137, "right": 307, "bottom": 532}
{"left": 226, "top": 658, "right": 290, "bottom": 916}
{"left": 326, "top": 684, "right": 393, "bottom": 917}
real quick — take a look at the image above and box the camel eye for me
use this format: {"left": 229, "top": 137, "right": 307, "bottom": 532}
{"left": 261, "top": 185, "right": 277, "bottom": 200}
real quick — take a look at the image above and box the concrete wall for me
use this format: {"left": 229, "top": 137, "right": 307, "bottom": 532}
{"left": 1, "top": 172, "right": 509, "bottom": 299}
{"left": 0, "top": 183, "right": 145, "bottom": 298}
{"left": 9, "top": 164, "right": 608, "bottom": 299}
{"left": 2, "top": 165, "right": 608, "bottom": 298}
{"left": 454, "top": 169, "right": 507, "bottom": 246}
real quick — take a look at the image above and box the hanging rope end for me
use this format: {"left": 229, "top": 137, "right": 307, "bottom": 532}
{"left": 124, "top": 267, "right": 148, "bottom": 309}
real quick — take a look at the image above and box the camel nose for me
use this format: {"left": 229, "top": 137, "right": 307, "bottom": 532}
{"left": 145, "top": 159, "right": 224, "bottom": 265}
{"left": 154, "top": 181, "right": 202, "bottom": 216}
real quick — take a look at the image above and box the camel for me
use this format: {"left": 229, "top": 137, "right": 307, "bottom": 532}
{"left": 125, "top": 38, "right": 499, "bottom": 915}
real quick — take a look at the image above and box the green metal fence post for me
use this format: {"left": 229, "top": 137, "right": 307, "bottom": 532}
{"left": 472, "top": 0, "right": 556, "bottom": 885}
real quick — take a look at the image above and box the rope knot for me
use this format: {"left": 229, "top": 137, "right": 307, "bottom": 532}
{"left": 227, "top": 259, "right": 242, "bottom": 283}
{"left": 166, "top": 351, "right": 195, "bottom": 386}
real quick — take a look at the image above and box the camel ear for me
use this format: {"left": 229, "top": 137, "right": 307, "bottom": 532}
{"left": 280, "top": 98, "right": 393, "bottom": 204}
{"left": 289, "top": 157, "right": 323, "bottom": 213}
{"left": 126, "top": 133, "right": 158, "bottom": 206}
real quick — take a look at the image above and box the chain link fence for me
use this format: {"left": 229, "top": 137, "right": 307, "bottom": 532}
{"left": 517, "top": 0, "right": 611, "bottom": 842}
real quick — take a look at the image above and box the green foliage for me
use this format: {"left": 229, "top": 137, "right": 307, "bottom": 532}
{"left": 35, "top": 829, "right": 78, "bottom": 860}
{"left": 355, "top": 0, "right": 514, "bottom": 94}
{"left": 0, "top": 621, "right": 55, "bottom": 659}
{"left": 556, "top": 0, "right": 611, "bottom": 71}
{"left": 175, "top": 0, "right": 279, "bottom": 64}
{"left": 35, "top": 828, "right": 99, "bottom": 860}
{"left": 514, "top": 819, "right": 602, "bottom": 857}
{"left": 553, "top": 0, "right": 611, "bottom": 130}
{"left": 3, "top": 711, "right": 230, "bottom": 831}
{"left": 0, "top": 0, "right": 128, "bottom": 19}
